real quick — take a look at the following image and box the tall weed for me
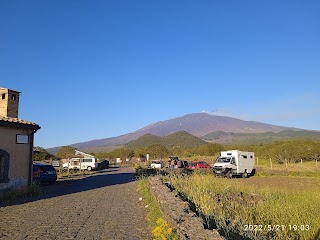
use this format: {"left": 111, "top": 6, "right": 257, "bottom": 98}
{"left": 169, "top": 173, "right": 319, "bottom": 240}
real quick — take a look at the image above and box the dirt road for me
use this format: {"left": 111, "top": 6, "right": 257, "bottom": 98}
{"left": 0, "top": 167, "right": 152, "bottom": 240}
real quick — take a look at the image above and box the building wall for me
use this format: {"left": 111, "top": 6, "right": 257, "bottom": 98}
{"left": 0, "top": 88, "right": 20, "bottom": 118}
{"left": 0, "top": 126, "right": 33, "bottom": 195}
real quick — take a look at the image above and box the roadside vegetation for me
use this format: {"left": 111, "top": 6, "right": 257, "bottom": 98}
{"left": 137, "top": 176, "right": 178, "bottom": 240}
{"left": 167, "top": 173, "right": 320, "bottom": 240}
{"left": 0, "top": 183, "right": 41, "bottom": 202}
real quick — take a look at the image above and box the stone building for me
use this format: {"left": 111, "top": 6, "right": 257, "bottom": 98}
{"left": 0, "top": 87, "right": 40, "bottom": 196}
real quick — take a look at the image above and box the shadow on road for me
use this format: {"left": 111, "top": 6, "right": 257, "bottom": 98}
{"left": 0, "top": 167, "right": 137, "bottom": 208}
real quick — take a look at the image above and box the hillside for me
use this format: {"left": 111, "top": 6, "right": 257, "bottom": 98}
{"left": 204, "top": 129, "right": 320, "bottom": 144}
{"left": 126, "top": 131, "right": 207, "bottom": 148}
{"left": 126, "top": 134, "right": 163, "bottom": 148}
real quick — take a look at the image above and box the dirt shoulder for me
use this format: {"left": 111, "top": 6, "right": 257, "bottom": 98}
{"left": 148, "top": 176, "right": 224, "bottom": 240}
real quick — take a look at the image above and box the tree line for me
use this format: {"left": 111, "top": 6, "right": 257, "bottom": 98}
{"left": 34, "top": 140, "right": 320, "bottom": 164}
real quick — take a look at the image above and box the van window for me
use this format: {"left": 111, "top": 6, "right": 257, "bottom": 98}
{"left": 83, "top": 159, "right": 93, "bottom": 163}
{"left": 242, "top": 155, "right": 247, "bottom": 159}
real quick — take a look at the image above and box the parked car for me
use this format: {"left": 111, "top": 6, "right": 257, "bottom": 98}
{"left": 33, "top": 163, "right": 57, "bottom": 184}
{"left": 187, "top": 161, "right": 211, "bottom": 169}
{"left": 150, "top": 160, "right": 164, "bottom": 169}
{"left": 98, "top": 160, "right": 110, "bottom": 170}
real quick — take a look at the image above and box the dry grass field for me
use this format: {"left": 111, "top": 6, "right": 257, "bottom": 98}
{"left": 166, "top": 160, "right": 320, "bottom": 240}
{"left": 236, "top": 175, "right": 320, "bottom": 191}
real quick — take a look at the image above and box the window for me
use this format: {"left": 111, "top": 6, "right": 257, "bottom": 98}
{"left": 242, "top": 155, "right": 248, "bottom": 159}
{"left": 12, "top": 94, "right": 16, "bottom": 100}
{"left": 0, "top": 150, "right": 10, "bottom": 183}
{"left": 83, "top": 158, "right": 93, "bottom": 163}
{"left": 1, "top": 93, "right": 5, "bottom": 99}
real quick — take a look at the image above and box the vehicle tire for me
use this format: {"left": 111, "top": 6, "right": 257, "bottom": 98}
{"left": 87, "top": 166, "right": 92, "bottom": 171}
{"left": 226, "top": 170, "right": 233, "bottom": 179}
{"left": 33, "top": 180, "right": 41, "bottom": 185}
{"left": 242, "top": 171, "right": 248, "bottom": 178}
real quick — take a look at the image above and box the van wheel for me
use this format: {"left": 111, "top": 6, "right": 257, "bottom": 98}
{"left": 242, "top": 171, "right": 248, "bottom": 178}
{"left": 226, "top": 170, "right": 233, "bottom": 179}
{"left": 87, "top": 166, "right": 92, "bottom": 171}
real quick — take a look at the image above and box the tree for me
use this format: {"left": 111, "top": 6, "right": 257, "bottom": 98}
{"left": 194, "top": 143, "right": 224, "bottom": 156}
{"left": 56, "top": 146, "right": 76, "bottom": 159}
{"left": 107, "top": 148, "right": 134, "bottom": 160}
{"left": 146, "top": 144, "right": 169, "bottom": 159}
{"left": 33, "top": 146, "right": 53, "bottom": 161}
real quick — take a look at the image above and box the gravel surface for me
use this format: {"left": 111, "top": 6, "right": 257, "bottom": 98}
{"left": 0, "top": 167, "right": 152, "bottom": 240}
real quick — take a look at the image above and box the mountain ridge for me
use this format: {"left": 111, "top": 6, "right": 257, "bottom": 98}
{"left": 47, "top": 112, "right": 302, "bottom": 153}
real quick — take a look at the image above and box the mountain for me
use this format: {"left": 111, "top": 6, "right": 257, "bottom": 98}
{"left": 47, "top": 113, "right": 294, "bottom": 153}
{"left": 127, "top": 131, "right": 207, "bottom": 148}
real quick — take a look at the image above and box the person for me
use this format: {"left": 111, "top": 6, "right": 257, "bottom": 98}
{"left": 170, "top": 159, "right": 175, "bottom": 168}
{"left": 177, "top": 160, "right": 182, "bottom": 168}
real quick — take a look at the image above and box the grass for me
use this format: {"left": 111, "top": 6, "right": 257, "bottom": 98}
{"left": 0, "top": 183, "right": 42, "bottom": 202}
{"left": 168, "top": 173, "right": 320, "bottom": 240}
{"left": 133, "top": 164, "right": 179, "bottom": 240}
{"left": 137, "top": 178, "right": 178, "bottom": 240}
{"left": 255, "top": 158, "right": 320, "bottom": 178}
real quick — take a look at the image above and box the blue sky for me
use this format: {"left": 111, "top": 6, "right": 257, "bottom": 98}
{"left": 1, "top": 0, "right": 319, "bottom": 148}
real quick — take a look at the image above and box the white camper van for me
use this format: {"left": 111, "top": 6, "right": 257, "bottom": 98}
{"left": 63, "top": 157, "right": 98, "bottom": 171}
{"left": 213, "top": 150, "right": 255, "bottom": 178}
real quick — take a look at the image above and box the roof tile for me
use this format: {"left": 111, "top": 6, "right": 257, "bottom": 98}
{"left": 0, "top": 116, "right": 40, "bottom": 127}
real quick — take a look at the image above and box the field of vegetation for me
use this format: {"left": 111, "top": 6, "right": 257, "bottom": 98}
{"left": 166, "top": 163, "right": 320, "bottom": 240}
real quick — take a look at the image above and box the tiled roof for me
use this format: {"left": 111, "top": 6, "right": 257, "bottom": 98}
{"left": 0, "top": 116, "right": 40, "bottom": 129}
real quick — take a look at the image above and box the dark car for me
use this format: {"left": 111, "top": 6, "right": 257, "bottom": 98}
{"left": 33, "top": 163, "right": 57, "bottom": 184}
{"left": 187, "top": 161, "right": 211, "bottom": 169}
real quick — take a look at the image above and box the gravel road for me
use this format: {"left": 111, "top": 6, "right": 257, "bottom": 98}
{"left": 0, "top": 167, "right": 152, "bottom": 240}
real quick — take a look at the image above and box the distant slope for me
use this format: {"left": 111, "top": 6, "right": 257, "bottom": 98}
{"left": 47, "top": 113, "right": 294, "bottom": 153}
{"left": 163, "top": 131, "right": 207, "bottom": 147}
{"left": 126, "top": 134, "right": 163, "bottom": 148}
{"left": 204, "top": 129, "right": 320, "bottom": 144}
{"left": 127, "top": 131, "right": 207, "bottom": 148}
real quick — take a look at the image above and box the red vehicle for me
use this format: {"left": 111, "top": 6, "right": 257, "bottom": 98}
{"left": 187, "top": 161, "right": 211, "bottom": 169}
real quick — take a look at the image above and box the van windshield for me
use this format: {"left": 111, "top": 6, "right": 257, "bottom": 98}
{"left": 216, "top": 157, "right": 231, "bottom": 163}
